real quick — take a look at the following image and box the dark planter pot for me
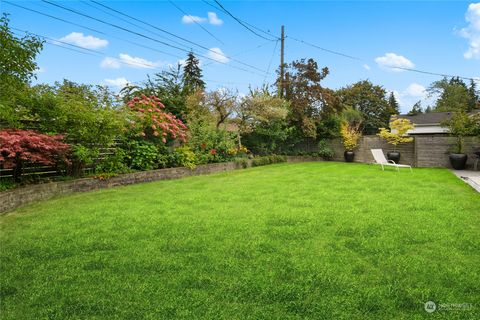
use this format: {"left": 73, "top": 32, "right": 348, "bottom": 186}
{"left": 449, "top": 153, "right": 468, "bottom": 170}
{"left": 387, "top": 151, "right": 401, "bottom": 164}
{"left": 344, "top": 151, "right": 355, "bottom": 162}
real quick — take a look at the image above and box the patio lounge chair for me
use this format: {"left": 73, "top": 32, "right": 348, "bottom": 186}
{"left": 370, "top": 149, "right": 412, "bottom": 172}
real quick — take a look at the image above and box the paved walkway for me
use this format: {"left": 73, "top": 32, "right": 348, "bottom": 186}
{"left": 451, "top": 170, "right": 480, "bottom": 193}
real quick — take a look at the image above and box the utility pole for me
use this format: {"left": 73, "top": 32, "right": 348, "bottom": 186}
{"left": 280, "top": 25, "right": 285, "bottom": 98}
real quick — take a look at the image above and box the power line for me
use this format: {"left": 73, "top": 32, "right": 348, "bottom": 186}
{"left": 288, "top": 36, "right": 364, "bottom": 61}
{"left": 37, "top": 0, "right": 269, "bottom": 76}
{"left": 390, "top": 67, "right": 477, "bottom": 81}
{"left": 12, "top": 27, "right": 170, "bottom": 70}
{"left": 6, "top": 0, "right": 272, "bottom": 78}
{"left": 211, "top": 0, "right": 277, "bottom": 42}
{"left": 168, "top": 0, "right": 225, "bottom": 45}
{"left": 12, "top": 27, "right": 256, "bottom": 88}
{"left": 264, "top": 40, "right": 279, "bottom": 84}
{"left": 88, "top": 0, "right": 269, "bottom": 75}
{"left": 80, "top": 0, "right": 195, "bottom": 50}
{"left": 202, "top": 41, "right": 272, "bottom": 67}
{"left": 4, "top": 1, "right": 183, "bottom": 61}
{"left": 202, "top": 0, "right": 278, "bottom": 41}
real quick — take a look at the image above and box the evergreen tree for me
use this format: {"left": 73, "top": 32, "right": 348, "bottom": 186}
{"left": 387, "top": 92, "right": 400, "bottom": 115}
{"left": 407, "top": 101, "right": 423, "bottom": 115}
{"left": 183, "top": 51, "right": 205, "bottom": 92}
{"left": 428, "top": 77, "right": 470, "bottom": 112}
{"left": 468, "top": 79, "right": 479, "bottom": 111}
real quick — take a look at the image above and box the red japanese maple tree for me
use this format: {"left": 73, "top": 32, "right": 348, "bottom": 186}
{"left": 0, "top": 129, "right": 70, "bottom": 181}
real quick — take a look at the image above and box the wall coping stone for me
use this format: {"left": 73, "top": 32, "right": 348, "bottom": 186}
{"left": 0, "top": 157, "right": 319, "bottom": 214}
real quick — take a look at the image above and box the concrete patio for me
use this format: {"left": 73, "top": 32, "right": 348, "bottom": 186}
{"left": 452, "top": 170, "right": 480, "bottom": 193}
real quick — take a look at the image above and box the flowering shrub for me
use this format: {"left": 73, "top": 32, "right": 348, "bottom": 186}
{"left": 0, "top": 129, "right": 70, "bottom": 181}
{"left": 127, "top": 94, "right": 188, "bottom": 144}
{"left": 188, "top": 123, "right": 237, "bottom": 164}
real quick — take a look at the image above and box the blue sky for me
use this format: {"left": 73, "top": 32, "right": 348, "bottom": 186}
{"left": 2, "top": 0, "right": 479, "bottom": 113}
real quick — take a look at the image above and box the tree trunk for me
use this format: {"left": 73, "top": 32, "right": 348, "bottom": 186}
{"left": 13, "top": 155, "right": 22, "bottom": 182}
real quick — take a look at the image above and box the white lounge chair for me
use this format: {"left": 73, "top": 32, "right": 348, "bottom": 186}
{"left": 370, "top": 149, "right": 412, "bottom": 172}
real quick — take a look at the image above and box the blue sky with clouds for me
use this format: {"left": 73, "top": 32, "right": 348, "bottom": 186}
{"left": 2, "top": 0, "right": 479, "bottom": 113}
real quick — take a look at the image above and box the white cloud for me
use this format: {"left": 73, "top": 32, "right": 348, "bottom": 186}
{"left": 208, "top": 12, "right": 223, "bottom": 26}
{"left": 390, "top": 83, "right": 435, "bottom": 114}
{"left": 104, "top": 77, "right": 130, "bottom": 89}
{"left": 182, "top": 12, "right": 223, "bottom": 26}
{"left": 363, "top": 64, "right": 371, "bottom": 70}
{"left": 405, "top": 83, "right": 426, "bottom": 97}
{"left": 100, "top": 53, "right": 164, "bottom": 69}
{"left": 59, "top": 32, "right": 108, "bottom": 49}
{"left": 100, "top": 57, "right": 121, "bottom": 69}
{"left": 459, "top": 3, "right": 480, "bottom": 59}
{"left": 118, "top": 53, "right": 161, "bottom": 69}
{"left": 182, "top": 15, "right": 207, "bottom": 24}
{"left": 206, "top": 47, "right": 229, "bottom": 63}
{"left": 35, "top": 66, "right": 46, "bottom": 73}
{"left": 374, "top": 52, "right": 415, "bottom": 71}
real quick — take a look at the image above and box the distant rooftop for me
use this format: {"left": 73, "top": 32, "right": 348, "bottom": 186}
{"left": 397, "top": 110, "right": 479, "bottom": 125}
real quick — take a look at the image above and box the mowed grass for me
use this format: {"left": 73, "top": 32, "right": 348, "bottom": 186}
{"left": 1, "top": 162, "right": 479, "bottom": 319}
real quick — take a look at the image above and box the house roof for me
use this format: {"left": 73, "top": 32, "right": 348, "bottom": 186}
{"left": 396, "top": 110, "right": 480, "bottom": 125}
{"left": 396, "top": 112, "right": 453, "bottom": 125}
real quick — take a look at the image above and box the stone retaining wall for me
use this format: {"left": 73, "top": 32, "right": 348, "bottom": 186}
{"left": 0, "top": 157, "right": 315, "bottom": 214}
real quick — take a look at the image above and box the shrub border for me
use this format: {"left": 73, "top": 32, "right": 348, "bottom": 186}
{"left": 0, "top": 156, "right": 322, "bottom": 214}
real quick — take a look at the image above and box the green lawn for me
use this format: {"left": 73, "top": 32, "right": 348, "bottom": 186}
{"left": 1, "top": 162, "right": 479, "bottom": 319}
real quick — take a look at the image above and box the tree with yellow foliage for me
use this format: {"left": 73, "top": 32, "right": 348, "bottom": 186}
{"left": 377, "top": 117, "right": 414, "bottom": 152}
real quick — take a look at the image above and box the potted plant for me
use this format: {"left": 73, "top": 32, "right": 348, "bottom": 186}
{"left": 442, "top": 111, "right": 475, "bottom": 170}
{"left": 377, "top": 117, "right": 414, "bottom": 163}
{"left": 340, "top": 108, "right": 363, "bottom": 162}
{"left": 340, "top": 113, "right": 362, "bottom": 163}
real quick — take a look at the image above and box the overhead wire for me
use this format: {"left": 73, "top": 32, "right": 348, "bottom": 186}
{"left": 263, "top": 40, "right": 279, "bottom": 83}
{"left": 87, "top": 0, "right": 269, "bottom": 75}
{"left": 201, "top": 0, "right": 278, "bottom": 40}
{"left": 7, "top": 0, "right": 270, "bottom": 77}
{"left": 4, "top": 1, "right": 184, "bottom": 61}
{"left": 14, "top": 28, "right": 250, "bottom": 88}
{"left": 212, "top": 0, "right": 277, "bottom": 42}
{"left": 167, "top": 0, "right": 225, "bottom": 45}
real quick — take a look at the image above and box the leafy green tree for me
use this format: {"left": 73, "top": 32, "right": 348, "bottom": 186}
{"left": 407, "top": 101, "right": 423, "bottom": 115}
{"left": 237, "top": 88, "right": 291, "bottom": 153}
{"left": 26, "top": 80, "right": 125, "bottom": 176}
{"left": 428, "top": 77, "right": 470, "bottom": 112}
{"left": 337, "top": 80, "right": 390, "bottom": 134}
{"left": 281, "top": 58, "right": 336, "bottom": 140}
{"left": 183, "top": 51, "right": 205, "bottom": 93}
{"left": 204, "top": 89, "right": 237, "bottom": 130}
{"left": 0, "top": 14, "right": 43, "bottom": 126}
{"left": 441, "top": 111, "right": 477, "bottom": 153}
